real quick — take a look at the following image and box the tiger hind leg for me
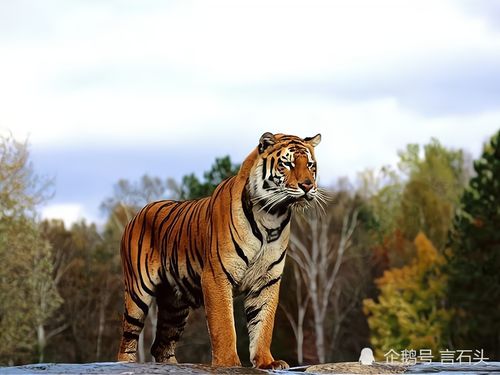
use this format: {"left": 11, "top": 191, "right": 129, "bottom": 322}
{"left": 117, "top": 289, "right": 153, "bottom": 362}
{"left": 151, "top": 283, "right": 190, "bottom": 363}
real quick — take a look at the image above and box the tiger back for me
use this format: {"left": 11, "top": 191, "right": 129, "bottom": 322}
{"left": 117, "top": 132, "right": 322, "bottom": 369}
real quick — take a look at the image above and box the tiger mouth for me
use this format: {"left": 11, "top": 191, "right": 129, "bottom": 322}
{"left": 293, "top": 193, "right": 314, "bottom": 202}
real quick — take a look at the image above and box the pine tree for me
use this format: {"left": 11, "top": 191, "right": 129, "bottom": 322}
{"left": 446, "top": 129, "right": 500, "bottom": 359}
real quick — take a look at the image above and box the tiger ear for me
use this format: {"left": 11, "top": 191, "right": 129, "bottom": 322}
{"left": 258, "top": 132, "right": 276, "bottom": 153}
{"left": 304, "top": 133, "right": 321, "bottom": 147}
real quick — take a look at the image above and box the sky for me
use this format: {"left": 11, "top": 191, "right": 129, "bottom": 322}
{"left": 1, "top": 0, "right": 499, "bottom": 225}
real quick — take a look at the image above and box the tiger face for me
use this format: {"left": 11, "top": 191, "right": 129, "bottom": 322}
{"left": 251, "top": 132, "right": 322, "bottom": 213}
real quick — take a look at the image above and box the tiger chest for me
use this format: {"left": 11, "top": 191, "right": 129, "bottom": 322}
{"left": 229, "top": 209, "right": 291, "bottom": 290}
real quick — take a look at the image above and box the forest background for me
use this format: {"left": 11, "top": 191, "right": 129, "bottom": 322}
{"left": 1, "top": 128, "right": 499, "bottom": 366}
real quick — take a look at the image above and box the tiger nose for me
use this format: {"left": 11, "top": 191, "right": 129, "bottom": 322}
{"left": 298, "top": 180, "right": 313, "bottom": 193}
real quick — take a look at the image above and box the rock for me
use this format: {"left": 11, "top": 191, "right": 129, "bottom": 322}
{"left": 305, "top": 361, "right": 411, "bottom": 374}
{"left": 0, "top": 362, "right": 268, "bottom": 374}
{"left": 3, "top": 361, "right": 500, "bottom": 374}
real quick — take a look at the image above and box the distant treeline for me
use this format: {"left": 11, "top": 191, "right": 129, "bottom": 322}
{"left": 0, "top": 130, "right": 499, "bottom": 366}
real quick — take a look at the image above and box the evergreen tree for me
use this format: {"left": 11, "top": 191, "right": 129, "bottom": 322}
{"left": 179, "top": 156, "right": 240, "bottom": 200}
{"left": 446, "top": 129, "right": 500, "bottom": 359}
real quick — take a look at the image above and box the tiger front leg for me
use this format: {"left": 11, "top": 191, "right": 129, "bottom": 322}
{"left": 244, "top": 277, "right": 289, "bottom": 370}
{"left": 202, "top": 271, "right": 241, "bottom": 367}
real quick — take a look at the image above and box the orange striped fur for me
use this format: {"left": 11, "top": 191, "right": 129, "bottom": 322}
{"left": 117, "top": 132, "right": 321, "bottom": 369}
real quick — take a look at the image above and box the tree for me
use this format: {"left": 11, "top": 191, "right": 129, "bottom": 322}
{"left": 101, "top": 175, "right": 179, "bottom": 216}
{"left": 398, "top": 139, "right": 469, "bottom": 251}
{"left": 41, "top": 219, "right": 122, "bottom": 363}
{"left": 0, "top": 134, "right": 51, "bottom": 218}
{"left": 362, "top": 139, "right": 469, "bottom": 273}
{"left": 446, "top": 129, "right": 500, "bottom": 359}
{"left": 0, "top": 133, "right": 61, "bottom": 365}
{"left": 279, "top": 262, "right": 310, "bottom": 364}
{"left": 359, "top": 140, "right": 469, "bottom": 362}
{"left": 363, "top": 232, "right": 452, "bottom": 359}
{"left": 179, "top": 156, "right": 240, "bottom": 200}
{"left": 284, "top": 192, "right": 369, "bottom": 364}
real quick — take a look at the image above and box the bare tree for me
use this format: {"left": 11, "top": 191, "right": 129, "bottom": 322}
{"left": 286, "top": 198, "right": 359, "bottom": 363}
{"left": 280, "top": 262, "right": 309, "bottom": 364}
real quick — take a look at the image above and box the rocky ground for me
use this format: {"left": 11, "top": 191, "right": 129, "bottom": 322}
{"left": 1, "top": 361, "right": 499, "bottom": 374}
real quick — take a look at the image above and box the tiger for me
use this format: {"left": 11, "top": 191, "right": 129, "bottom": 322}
{"left": 117, "top": 132, "right": 322, "bottom": 369}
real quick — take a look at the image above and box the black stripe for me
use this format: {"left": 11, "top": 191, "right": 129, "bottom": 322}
{"left": 248, "top": 319, "right": 261, "bottom": 328}
{"left": 207, "top": 255, "right": 216, "bottom": 279}
{"left": 267, "top": 199, "right": 292, "bottom": 216}
{"left": 126, "top": 215, "right": 141, "bottom": 294}
{"left": 181, "top": 276, "right": 203, "bottom": 306}
{"left": 269, "top": 158, "right": 275, "bottom": 178}
{"left": 248, "top": 276, "right": 281, "bottom": 298}
{"left": 149, "top": 201, "right": 176, "bottom": 249}
{"left": 164, "top": 203, "right": 193, "bottom": 280}
{"left": 136, "top": 205, "right": 155, "bottom": 296}
{"left": 245, "top": 305, "right": 262, "bottom": 323}
{"left": 209, "top": 177, "right": 232, "bottom": 212}
{"left": 162, "top": 311, "right": 189, "bottom": 327}
{"left": 124, "top": 311, "right": 144, "bottom": 328}
{"left": 263, "top": 209, "right": 291, "bottom": 241}
{"left": 123, "top": 331, "right": 139, "bottom": 341}
{"left": 241, "top": 186, "right": 263, "bottom": 244}
{"left": 217, "top": 243, "right": 237, "bottom": 287}
{"left": 231, "top": 230, "right": 248, "bottom": 266}
{"left": 167, "top": 267, "right": 193, "bottom": 305}
{"left": 130, "top": 292, "right": 149, "bottom": 316}
{"left": 262, "top": 158, "right": 267, "bottom": 178}
{"left": 158, "top": 202, "right": 187, "bottom": 255}
{"left": 187, "top": 201, "right": 201, "bottom": 269}
{"left": 144, "top": 253, "right": 157, "bottom": 289}
{"left": 267, "top": 250, "right": 286, "bottom": 272}
{"left": 186, "top": 256, "right": 201, "bottom": 288}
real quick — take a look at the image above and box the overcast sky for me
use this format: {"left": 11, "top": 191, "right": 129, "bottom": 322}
{"left": 1, "top": 0, "right": 499, "bottom": 225}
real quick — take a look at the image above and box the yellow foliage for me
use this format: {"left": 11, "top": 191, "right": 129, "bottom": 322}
{"left": 363, "top": 232, "right": 452, "bottom": 360}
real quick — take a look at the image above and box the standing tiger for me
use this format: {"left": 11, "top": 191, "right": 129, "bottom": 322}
{"left": 117, "top": 132, "right": 322, "bottom": 369}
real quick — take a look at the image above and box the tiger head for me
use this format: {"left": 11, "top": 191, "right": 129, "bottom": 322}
{"left": 248, "top": 132, "right": 323, "bottom": 214}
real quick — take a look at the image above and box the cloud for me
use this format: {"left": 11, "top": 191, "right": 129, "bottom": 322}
{"left": 41, "top": 203, "right": 96, "bottom": 226}
{"left": 260, "top": 50, "right": 500, "bottom": 116}
{"left": 3, "top": 0, "right": 500, "bottom": 148}
{"left": 2, "top": 0, "right": 500, "bottom": 223}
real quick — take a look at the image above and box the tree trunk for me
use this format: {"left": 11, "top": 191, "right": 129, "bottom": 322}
{"left": 96, "top": 294, "right": 106, "bottom": 361}
{"left": 37, "top": 324, "right": 45, "bottom": 363}
{"left": 297, "top": 305, "right": 306, "bottom": 364}
{"left": 138, "top": 331, "right": 145, "bottom": 363}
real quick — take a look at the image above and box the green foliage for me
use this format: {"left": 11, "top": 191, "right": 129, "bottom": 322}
{"left": 0, "top": 134, "right": 52, "bottom": 218}
{"left": 357, "top": 166, "right": 403, "bottom": 244}
{"left": 398, "top": 138, "right": 468, "bottom": 250}
{"left": 363, "top": 139, "right": 469, "bottom": 271}
{"left": 0, "top": 134, "right": 60, "bottom": 365}
{"left": 363, "top": 233, "right": 452, "bottom": 359}
{"left": 179, "top": 156, "right": 240, "bottom": 200}
{"left": 41, "top": 219, "right": 122, "bottom": 363}
{"left": 446, "top": 129, "right": 500, "bottom": 358}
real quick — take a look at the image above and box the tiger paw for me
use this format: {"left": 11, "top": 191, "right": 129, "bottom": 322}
{"left": 257, "top": 360, "right": 289, "bottom": 370}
